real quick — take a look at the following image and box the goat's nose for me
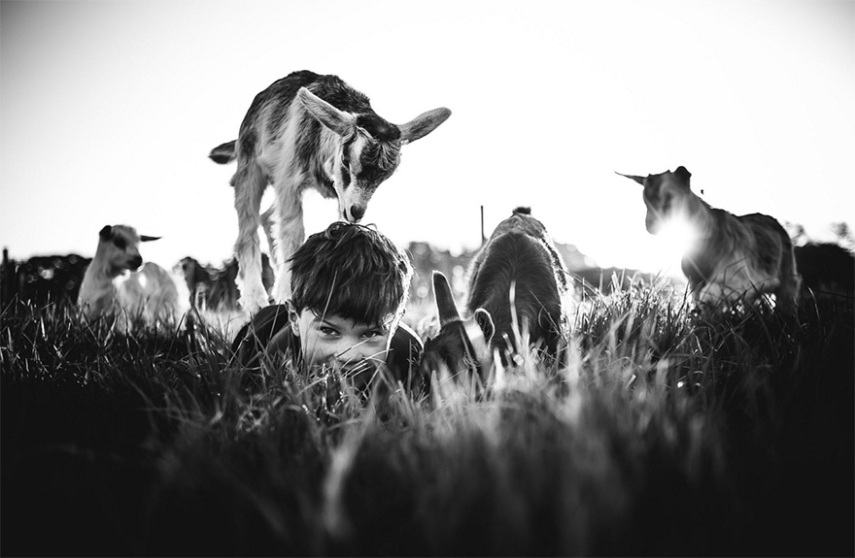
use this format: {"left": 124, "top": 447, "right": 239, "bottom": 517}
{"left": 350, "top": 205, "right": 365, "bottom": 222}
{"left": 130, "top": 255, "right": 143, "bottom": 270}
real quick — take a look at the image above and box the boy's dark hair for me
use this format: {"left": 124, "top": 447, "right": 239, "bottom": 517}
{"left": 289, "top": 222, "right": 413, "bottom": 325}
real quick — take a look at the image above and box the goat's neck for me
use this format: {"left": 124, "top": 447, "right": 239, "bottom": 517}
{"left": 684, "top": 192, "right": 715, "bottom": 238}
{"left": 83, "top": 248, "right": 124, "bottom": 289}
{"left": 681, "top": 193, "right": 728, "bottom": 283}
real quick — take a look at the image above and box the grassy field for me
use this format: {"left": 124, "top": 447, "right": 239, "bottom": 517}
{"left": 1, "top": 281, "right": 852, "bottom": 556}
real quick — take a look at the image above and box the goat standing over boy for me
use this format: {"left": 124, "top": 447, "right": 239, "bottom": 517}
{"left": 210, "top": 70, "right": 451, "bottom": 313}
{"left": 617, "top": 166, "right": 801, "bottom": 312}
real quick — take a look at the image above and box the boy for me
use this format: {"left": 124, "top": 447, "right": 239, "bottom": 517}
{"left": 232, "top": 222, "right": 423, "bottom": 392}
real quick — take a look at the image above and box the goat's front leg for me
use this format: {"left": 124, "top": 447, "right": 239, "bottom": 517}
{"left": 232, "top": 160, "right": 270, "bottom": 313}
{"left": 271, "top": 173, "right": 306, "bottom": 303}
{"left": 259, "top": 205, "right": 279, "bottom": 270}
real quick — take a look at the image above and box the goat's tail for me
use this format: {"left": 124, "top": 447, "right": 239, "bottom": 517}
{"left": 209, "top": 140, "right": 237, "bottom": 164}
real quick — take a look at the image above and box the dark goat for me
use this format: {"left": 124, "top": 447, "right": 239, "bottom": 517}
{"left": 178, "top": 255, "right": 274, "bottom": 312}
{"left": 421, "top": 207, "right": 570, "bottom": 378}
{"left": 794, "top": 242, "right": 854, "bottom": 299}
{"left": 419, "top": 271, "right": 495, "bottom": 379}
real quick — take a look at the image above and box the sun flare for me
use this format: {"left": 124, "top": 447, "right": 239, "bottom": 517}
{"left": 649, "top": 215, "right": 701, "bottom": 277}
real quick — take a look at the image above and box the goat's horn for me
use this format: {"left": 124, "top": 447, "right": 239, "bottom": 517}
{"left": 140, "top": 235, "right": 161, "bottom": 242}
{"left": 432, "top": 271, "right": 460, "bottom": 327}
{"left": 615, "top": 171, "right": 646, "bottom": 186}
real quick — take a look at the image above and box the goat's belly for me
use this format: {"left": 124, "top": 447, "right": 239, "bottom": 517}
{"left": 116, "top": 264, "right": 180, "bottom": 315}
{"left": 705, "top": 260, "right": 781, "bottom": 302}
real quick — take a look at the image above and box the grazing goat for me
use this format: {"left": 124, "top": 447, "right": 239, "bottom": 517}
{"left": 210, "top": 70, "right": 452, "bottom": 313}
{"left": 421, "top": 208, "right": 571, "bottom": 378}
{"left": 78, "top": 225, "right": 185, "bottom": 326}
{"left": 617, "top": 166, "right": 801, "bottom": 311}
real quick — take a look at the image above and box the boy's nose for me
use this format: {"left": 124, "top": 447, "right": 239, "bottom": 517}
{"left": 334, "top": 344, "right": 382, "bottom": 367}
{"left": 335, "top": 348, "right": 366, "bottom": 367}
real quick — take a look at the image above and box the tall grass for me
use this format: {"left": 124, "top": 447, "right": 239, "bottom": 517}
{"left": 1, "top": 283, "right": 852, "bottom": 556}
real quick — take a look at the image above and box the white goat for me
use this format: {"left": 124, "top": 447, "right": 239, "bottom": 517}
{"left": 78, "top": 225, "right": 187, "bottom": 327}
{"left": 210, "top": 70, "right": 452, "bottom": 313}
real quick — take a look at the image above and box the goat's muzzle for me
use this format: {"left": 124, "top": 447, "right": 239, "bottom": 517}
{"left": 645, "top": 216, "right": 661, "bottom": 235}
{"left": 348, "top": 205, "right": 366, "bottom": 222}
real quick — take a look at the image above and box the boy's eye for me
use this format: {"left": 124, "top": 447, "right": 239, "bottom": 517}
{"left": 319, "top": 326, "right": 339, "bottom": 336}
{"left": 363, "top": 330, "right": 384, "bottom": 340}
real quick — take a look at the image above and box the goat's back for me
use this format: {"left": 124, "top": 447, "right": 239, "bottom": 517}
{"left": 117, "top": 262, "right": 184, "bottom": 322}
{"left": 467, "top": 231, "right": 565, "bottom": 357}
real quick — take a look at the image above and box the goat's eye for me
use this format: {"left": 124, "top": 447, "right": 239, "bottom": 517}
{"left": 113, "top": 238, "right": 127, "bottom": 250}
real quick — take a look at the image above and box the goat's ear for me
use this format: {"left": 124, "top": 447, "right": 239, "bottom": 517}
{"left": 140, "top": 235, "right": 161, "bottom": 242}
{"left": 432, "top": 271, "right": 461, "bottom": 327}
{"left": 99, "top": 225, "right": 113, "bottom": 240}
{"left": 297, "top": 87, "right": 355, "bottom": 137}
{"left": 615, "top": 171, "right": 646, "bottom": 186}
{"left": 399, "top": 107, "right": 452, "bottom": 144}
{"left": 674, "top": 166, "right": 692, "bottom": 186}
{"left": 473, "top": 308, "right": 495, "bottom": 344}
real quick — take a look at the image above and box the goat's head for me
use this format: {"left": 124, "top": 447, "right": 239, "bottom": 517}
{"left": 420, "top": 271, "right": 495, "bottom": 380}
{"left": 617, "top": 166, "right": 694, "bottom": 235}
{"left": 96, "top": 224, "right": 160, "bottom": 277}
{"left": 297, "top": 87, "right": 451, "bottom": 223}
{"left": 489, "top": 206, "right": 552, "bottom": 242}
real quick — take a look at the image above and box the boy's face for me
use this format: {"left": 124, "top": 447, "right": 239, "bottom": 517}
{"left": 287, "top": 300, "right": 400, "bottom": 381}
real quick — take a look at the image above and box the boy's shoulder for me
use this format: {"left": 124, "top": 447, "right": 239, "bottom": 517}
{"left": 232, "top": 305, "right": 295, "bottom": 367}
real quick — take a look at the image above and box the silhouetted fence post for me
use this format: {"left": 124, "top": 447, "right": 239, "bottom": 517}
{"left": 1, "top": 248, "right": 15, "bottom": 310}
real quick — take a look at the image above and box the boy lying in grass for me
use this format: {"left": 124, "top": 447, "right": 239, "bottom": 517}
{"left": 232, "top": 222, "right": 423, "bottom": 392}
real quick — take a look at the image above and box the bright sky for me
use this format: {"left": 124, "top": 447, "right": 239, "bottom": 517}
{"left": 1, "top": 0, "right": 853, "bottom": 277}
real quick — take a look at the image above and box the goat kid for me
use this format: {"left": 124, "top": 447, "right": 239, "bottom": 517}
{"left": 419, "top": 270, "right": 495, "bottom": 381}
{"left": 176, "top": 255, "right": 274, "bottom": 312}
{"left": 617, "top": 166, "right": 801, "bottom": 311}
{"left": 421, "top": 208, "right": 571, "bottom": 380}
{"left": 78, "top": 225, "right": 186, "bottom": 327}
{"left": 210, "top": 70, "right": 452, "bottom": 313}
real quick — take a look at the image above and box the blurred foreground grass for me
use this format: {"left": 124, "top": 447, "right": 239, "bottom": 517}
{"left": 1, "top": 283, "right": 852, "bottom": 556}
